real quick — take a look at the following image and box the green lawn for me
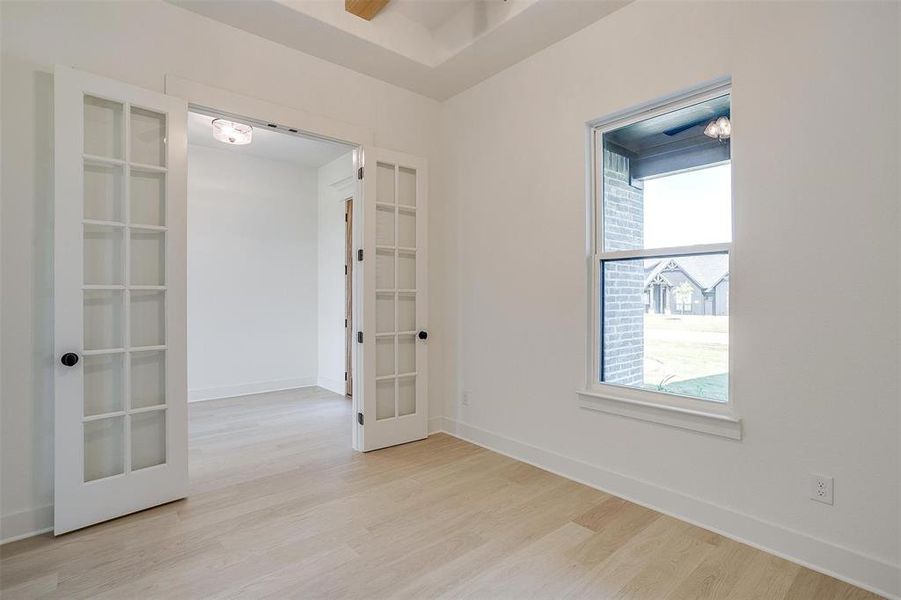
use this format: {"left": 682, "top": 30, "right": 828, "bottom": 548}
{"left": 643, "top": 314, "right": 728, "bottom": 401}
{"left": 661, "top": 373, "right": 729, "bottom": 400}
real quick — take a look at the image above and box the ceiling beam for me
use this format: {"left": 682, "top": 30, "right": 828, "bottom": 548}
{"left": 345, "top": 0, "right": 390, "bottom": 21}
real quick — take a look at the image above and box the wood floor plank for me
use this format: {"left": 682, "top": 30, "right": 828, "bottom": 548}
{"left": 664, "top": 539, "right": 758, "bottom": 600}
{"left": 784, "top": 567, "right": 884, "bottom": 600}
{"left": 728, "top": 551, "right": 802, "bottom": 599}
{"left": 0, "top": 388, "right": 885, "bottom": 599}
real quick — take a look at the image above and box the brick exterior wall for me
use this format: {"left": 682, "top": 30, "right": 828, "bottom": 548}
{"left": 602, "top": 150, "right": 645, "bottom": 386}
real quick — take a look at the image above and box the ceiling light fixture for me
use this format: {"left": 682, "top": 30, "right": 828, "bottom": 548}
{"left": 212, "top": 118, "right": 253, "bottom": 145}
{"left": 703, "top": 116, "right": 731, "bottom": 141}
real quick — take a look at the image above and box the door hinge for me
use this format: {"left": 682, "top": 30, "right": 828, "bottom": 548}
{"left": 357, "top": 412, "right": 364, "bottom": 425}
{"left": 357, "top": 331, "right": 363, "bottom": 343}
{"left": 345, "top": 318, "right": 348, "bottom": 328}
{"left": 357, "top": 249, "right": 363, "bottom": 261}
{"left": 344, "top": 371, "right": 348, "bottom": 381}
{"left": 344, "top": 264, "right": 347, "bottom": 275}
{"left": 357, "top": 166, "right": 364, "bottom": 180}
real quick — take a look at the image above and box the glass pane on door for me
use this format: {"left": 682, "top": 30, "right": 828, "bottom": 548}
{"left": 376, "top": 162, "right": 394, "bottom": 203}
{"left": 83, "top": 354, "right": 124, "bottom": 416}
{"left": 131, "top": 411, "right": 166, "bottom": 470}
{"left": 131, "top": 351, "right": 166, "bottom": 409}
{"left": 376, "top": 205, "right": 394, "bottom": 246}
{"left": 397, "top": 334, "right": 415, "bottom": 374}
{"left": 376, "top": 380, "right": 395, "bottom": 420}
{"left": 84, "top": 416, "right": 125, "bottom": 482}
{"left": 130, "top": 171, "right": 166, "bottom": 226}
{"left": 84, "top": 225, "right": 124, "bottom": 285}
{"left": 376, "top": 337, "right": 394, "bottom": 377}
{"left": 376, "top": 249, "right": 394, "bottom": 290}
{"left": 130, "top": 108, "right": 166, "bottom": 167}
{"left": 398, "top": 167, "right": 416, "bottom": 208}
{"left": 84, "top": 162, "right": 124, "bottom": 222}
{"left": 130, "top": 231, "right": 165, "bottom": 286}
{"left": 130, "top": 291, "right": 166, "bottom": 347}
{"left": 398, "top": 376, "right": 415, "bottom": 416}
{"left": 397, "top": 293, "right": 415, "bottom": 332}
{"left": 398, "top": 208, "right": 416, "bottom": 248}
{"left": 373, "top": 161, "right": 419, "bottom": 421}
{"left": 83, "top": 96, "right": 124, "bottom": 159}
{"left": 397, "top": 251, "right": 415, "bottom": 290}
{"left": 81, "top": 96, "right": 168, "bottom": 482}
{"left": 83, "top": 291, "right": 124, "bottom": 351}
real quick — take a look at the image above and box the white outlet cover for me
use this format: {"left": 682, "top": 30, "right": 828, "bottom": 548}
{"left": 810, "top": 474, "right": 834, "bottom": 505}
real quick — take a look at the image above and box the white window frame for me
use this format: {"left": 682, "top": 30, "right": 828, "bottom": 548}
{"left": 578, "top": 80, "right": 741, "bottom": 440}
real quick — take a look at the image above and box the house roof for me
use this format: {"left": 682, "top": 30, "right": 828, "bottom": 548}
{"left": 644, "top": 254, "right": 729, "bottom": 291}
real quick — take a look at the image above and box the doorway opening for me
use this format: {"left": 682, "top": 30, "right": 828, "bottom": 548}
{"left": 52, "top": 67, "right": 430, "bottom": 534}
{"left": 185, "top": 108, "right": 357, "bottom": 483}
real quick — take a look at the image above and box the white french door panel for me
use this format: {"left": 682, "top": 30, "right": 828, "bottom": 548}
{"left": 54, "top": 66, "right": 188, "bottom": 534}
{"left": 357, "top": 147, "right": 428, "bottom": 452}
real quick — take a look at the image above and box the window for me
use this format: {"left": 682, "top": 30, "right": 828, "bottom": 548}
{"left": 589, "top": 85, "right": 732, "bottom": 407}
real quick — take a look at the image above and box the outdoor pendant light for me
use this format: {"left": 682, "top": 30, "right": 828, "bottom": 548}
{"left": 703, "top": 116, "right": 731, "bottom": 141}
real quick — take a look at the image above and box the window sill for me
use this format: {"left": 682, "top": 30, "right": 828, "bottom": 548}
{"left": 577, "top": 387, "right": 742, "bottom": 440}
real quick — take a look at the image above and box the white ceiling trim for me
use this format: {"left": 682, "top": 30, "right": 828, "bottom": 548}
{"left": 168, "top": 0, "right": 631, "bottom": 100}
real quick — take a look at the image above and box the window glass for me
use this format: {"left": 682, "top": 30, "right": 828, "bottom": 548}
{"left": 602, "top": 95, "right": 731, "bottom": 252}
{"left": 601, "top": 253, "right": 729, "bottom": 402}
{"left": 643, "top": 165, "right": 731, "bottom": 248}
{"left": 598, "top": 92, "right": 731, "bottom": 403}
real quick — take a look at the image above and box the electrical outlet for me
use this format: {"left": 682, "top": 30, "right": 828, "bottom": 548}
{"left": 461, "top": 390, "right": 471, "bottom": 406}
{"left": 810, "top": 474, "right": 833, "bottom": 505}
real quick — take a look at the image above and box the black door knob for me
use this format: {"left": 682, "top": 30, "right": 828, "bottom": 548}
{"left": 60, "top": 352, "right": 79, "bottom": 367}
{"left": 418, "top": 331, "right": 428, "bottom": 340}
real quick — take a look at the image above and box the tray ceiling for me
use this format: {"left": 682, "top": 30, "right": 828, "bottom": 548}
{"left": 169, "top": 0, "right": 631, "bottom": 100}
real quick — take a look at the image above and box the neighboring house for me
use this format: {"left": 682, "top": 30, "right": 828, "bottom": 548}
{"left": 644, "top": 254, "right": 729, "bottom": 316}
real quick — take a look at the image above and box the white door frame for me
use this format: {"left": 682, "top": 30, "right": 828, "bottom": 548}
{"left": 164, "top": 76, "right": 375, "bottom": 451}
{"left": 165, "top": 76, "right": 373, "bottom": 149}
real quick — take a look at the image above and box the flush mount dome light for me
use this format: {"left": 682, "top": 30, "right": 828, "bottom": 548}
{"left": 212, "top": 118, "right": 253, "bottom": 145}
{"left": 703, "top": 115, "right": 732, "bottom": 141}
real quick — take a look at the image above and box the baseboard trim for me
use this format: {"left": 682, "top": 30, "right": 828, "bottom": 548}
{"left": 188, "top": 377, "right": 317, "bottom": 402}
{"left": 428, "top": 416, "right": 449, "bottom": 434}
{"left": 1, "top": 505, "right": 53, "bottom": 545}
{"left": 432, "top": 416, "right": 900, "bottom": 600}
{"left": 317, "top": 376, "right": 346, "bottom": 396}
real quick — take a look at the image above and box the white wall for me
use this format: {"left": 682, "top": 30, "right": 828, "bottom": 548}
{"left": 437, "top": 1, "right": 900, "bottom": 595}
{"left": 187, "top": 145, "right": 319, "bottom": 401}
{"left": 316, "top": 152, "right": 355, "bottom": 395}
{"left": 0, "top": 0, "right": 441, "bottom": 542}
{"left": 3, "top": 0, "right": 899, "bottom": 595}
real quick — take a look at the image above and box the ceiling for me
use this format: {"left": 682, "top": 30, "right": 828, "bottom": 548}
{"left": 187, "top": 112, "right": 352, "bottom": 167}
{"left": 169, "top": 0, "right": 631, "bottom": 100}
{"left": 384, "top": 0, "right": 472, "bottom": 32}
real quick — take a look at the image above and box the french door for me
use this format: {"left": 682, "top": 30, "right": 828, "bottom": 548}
{"left": 53, "top": 66, "right": 188, "bottom": 534}
{"left": 357, "top": 148, "right": 429, "bottom": 451}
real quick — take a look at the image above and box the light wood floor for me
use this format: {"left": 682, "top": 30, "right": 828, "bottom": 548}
{"left": 1, "top": 387, "right": 883, "bottom": 599}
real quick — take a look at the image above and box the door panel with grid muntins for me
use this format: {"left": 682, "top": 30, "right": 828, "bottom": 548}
{"left": 360, "top": 149, "right": 427, "bottom": 451}
{"left": 54, "top": 66, "right": 187, "bottom": 534}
